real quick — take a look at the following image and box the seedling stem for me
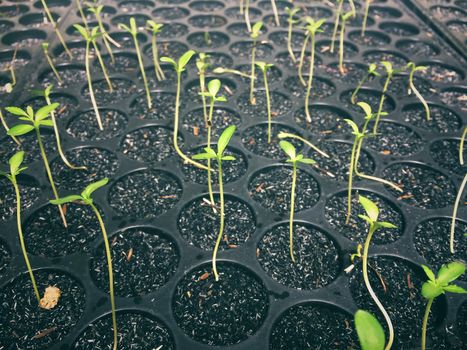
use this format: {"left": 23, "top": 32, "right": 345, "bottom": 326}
{"left": 351, "top": 63, "right": 379, "bottom": 104}
{"left": 147, "top": 21, "right": 166, "bottom": 81}
{"left": 407, "top": 63, "right": 430, "bottom": 121}
{"left": 330, "top": 0, "right": 343, "bottom": 54}
{"left": 0, "top": 109, "right": 21, "bottom": 145}
{"left": 339, "top": 12, "right": 353, "bottom": 74}
{"left": 450, "top": 173, "right": 467, "bottom": 253}
{"left": 42, "top": 43, "right": 62, "bottom": 85}
{"left": 249, "top": 22, "right": 263, "bottom": 104}
{"left": 460, "top": 127, "right": 466, "bottom": 165}
{"left": 255, "top": 61, "right": 273, "bottom": 143}
{"left": 285, "top": 7, "right": 300, "bottom": 63}
{"left": 40, "top": 0, "right": 72, "bottom": 59}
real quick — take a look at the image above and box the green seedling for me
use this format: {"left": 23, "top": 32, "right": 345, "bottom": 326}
{"left": 460, "top": 126, "right": 466, "bottom": 165}
{"left": 199, "top": 79, "right": 227, "bottom": 207}
{"left": 2, "top": 49, "right": 17, "bottom": 93}
{"left": 279, "top": 140, "right": 316, "bottom": 263}
{"left": 196, "top": 53, "right": 210, "bottom": 124}
{"left": 374, "top": 61, "right": 399, "bottom": 135}
{"left": 161, "top": 51, "right": 210, "bottom": 171}
{"left": 146, "top": 20, "right": 165, "bottom": 81}
{"left": 285, "top": 7, "right": 300, "bottom": 63}
{"left": 244, "top": 0, "right": 251, "bottom": 32}
{"left": 330, "top": 0, "right": 344, "bottom": 54}
{"left": 407, "top": 63, "right": 430, "bottom": 121}
{"left": 0, "top": 151, "right": 40, "bottom": 304}
{"left": 42, "top": 42, "right": 62, "bottom": 85}
{"left": 73, "top": 24, "right": 105, "bottom": 130}
{"left": 303, "top": 17, "right": 325, "bottom": 123}
{"left": 255, "top": 61, "right": 274, "bottom": 143}
{"left": 76, "top": 0, "right": 89, "bottom": 30}
{"left": 351, "top": 63, "right": 380, "bottom": 104}
{"left": 271, "top": 0, "right": 280, "bottom": 26}
{"left": 193, "top": 126, "right": 237, "bottom": 281}
{"left": 0, "top": 108, "right": 21, "bottom": 146}
{"left": 450, "top": 173, "right": 467, "bottom": 254}
{"left": 213, "top": 67, "right": 252, "bottom": 79}
{"left": 355, "top": 310, "right": 386, "bottom": 350}
{"left": 119, "top": 18, "right": 152, "bottom": 109}
{"left": 50, "top": 178, "right": 118, "bottom": 350}
{"left": 6, "top": 104, "right": 67, "bottom": 227}
{"left": 358, "top": 195, "right": 397, "bottom": 350}
{"left": 249, "top": 21, "right": 263, "bottom": 105}
{"left": 338, "top": 11, "right": 353, "bottom": 75}
{"left": 362, "top": 0, "right": 371, "bottom": 36}
{"left": 344, "top": 102, "right": 402, "bottom": 223}
{"left": 421, "top": 262, "right": 467, "bottom": 350}
{"left": 40, "top": 0, "right": 72, "bottom": 59}
{"left": 278, "top": 131, "right": 329, "bottom": 158}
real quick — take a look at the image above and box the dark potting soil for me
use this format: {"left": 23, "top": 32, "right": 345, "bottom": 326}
{"left": 66, "top": 109, "right": 128, "bottom": 141}
{"left": 257, "top": 223, "right": 340, "bottom": 290}
{"left": 242, "top": 123, "right": 303, "bottom": 159}
{"left": 187, "top": 31, "right": 230, "bottom": 49}
{"left": 269, "top": 302, "right": 358, "bottom": 350}
{"left": 413, "top": 218, "right": 467, "bottom": 282}
{"left": 237, "top": 90, "right": 292, "bottom": 120}
{"left": 316, "top": 40, "right": 359, "bottom": 59}
{"left": 189, "top": 0, "right": 225, "bottom": 12}
{"left": 81, "top": 78, "right": 138, "bottom": 105}
{"left": 131, "top": 91, "right": 181, "bottom": 121}
{"left": 274, "top": 51, "right": 323, "bottom": 72}
{"left": 0, "top": 269, "right": 86, "bottom": 350}
{"left": 152, "top": 6, "right": 190, "bottom": 21}
{"left": 365, "top": 121, "right": 424, "bottom": 157}
{"left": 455, "top": 301, "right": 467, "bottom": 349}
{"left": 119, "top": 126, "right": 179, "bottom": 163}
{"left": 384, "top": 74, "right": 435, "bottom": 97}
{"left": 396, "top": 39, "right": 440, "bottom": 58}
{"left": 172, "top": 262, "right": 269, "bottom": 346}
{"left": 202, "top": 52, "right": 234, "bottom": 71}
{"left": 340, "top": 87, "right": 395, "bottom": 114}
{"left": 183, "top": 107, "right": 242, "bottom": 139}
{"left": 236, "top": 64, "right": 282, "bottom": 85}
{"left": 400, "top": 104, "right": 462, "bottom": 133}
{"left": 438, "top": 88, "right": 467, "bottom": 111}
{"left": 177, "top": 194, "right": 255, "bottom": 251}
{"left": 24, "top": 203, "right": 101, "bottom": 257}
{"left": 90, "top": 227, "right": 179, "bottom": 297}
{"left": 269, "top": 31, "right": 306, "bottom": 49}
{"left": 349, "top": 30, "right": 391, "bottom": 47}
{"left": 188, "top": 15, "right": 227, "bottom": 29}
{"left": 0, "top": 131, "right": 57, "bottom": 164}
{"left": 72, "top": 311, "right": 175, "bottom": 350}
{"left": 382, "top": 163, "right": 456, "bottom": 209}
{"left": 349, "top": 255, "right": 448, "bottom": 350}
{"left": 0, "top": 238, "right": 10, "bottom": 276}
{"left": 180, "top": 146, "right": 247, "bottom": 184}
{"left": 224, "top": 6, "right": 263, "bottom": 21}
{"left": 248, "top": 165, "right": 320, "bottom": 215}
{"left": 284, "top": 75, "right": 336, "bottom": 100}
{"left": 95, "top": 53, "right": 138, "bottom": 74}
{"left": 309, "top": 140, "right": 375, "bottom": 182}
{"left": 423, "top": 63, "right": 463, "bottom": 84}
{"left": 325, "top": 190, "right": 404, "bottom": 244}
{"left": 145, "top": 40, "right": 189, "bottom": 59}
{"left": 229, "top": 41, "right": 272, "bottom": 59}
{"left": 51, "top": 147, "right": 119, "bottom": 191}
{"left": 0, "top": 177, "right": 41, "bottom": 222}
{"left": 54, "top": 43, "right": 87, "bottom": 63}
{"left": 430, "top": 138, "right": 467, "bottom": 176}
{"left": 22, "top": 94, "right": 79, "bottom": 120}
{"left": 108, "top": 169, "right": 182, "bottom": 219}
{"left": 39, "top": 66, "right": 87, "bottom": 89}
{"left": 323, "top": 62, "right": 369, "bottom": 86}
{"left": 294, "top": 104, "right": 351, "bottom": 134}
{"left": 227, "top": 22, "right": 265, "bottom": 38}
{"left": 363, "top": 51, "right": 409, "bottom": 68}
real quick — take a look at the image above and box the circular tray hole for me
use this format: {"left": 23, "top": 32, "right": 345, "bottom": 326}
{"left": 439, "top": 86, "right": 467, "bottom": 111}
{"left": 380, "top": 21, "right": 420, "bottom": 36}
{"left": 421, "top": 61, "right": 465, "bottom": 83}
{"left": 401, "top": 103, "right": 462, "bottom": 133}
{"left": 19, "top": 12, "right": 59, "bottom": 27}
{"left": 2, "top": 29, "right": 46, "bottom": 47}
{"left": 284, "top": 75, "right": 336, "bottom": 99}
{"left": 370, "top": 5, "right": 403, "bottom": 18}
{"left": 183, "top": 106, "right": 242, "bottom": 139}
{"left": 396, "top": 39, "right": 440, "bottom": 57}
{"left": 225, "top": 6, "right": 262, "bottom": 21}
{"left": 430, "top": 138, "right": 466, "bottom": 176}
{"left": 152, "top": 6, "right": 190, "bottom": 20}
{"left": 130, "top": 91, "right": 180, "bottom": 121}
{"left": 237, "top": 90, "right": 291, "bottom": 119}
{"left": 0, "top": 131, "right": 56, "bottom": 164}
{"left": 38, "top": 64, "right": 87, "bottom": 89}
{"left": 93, "top": 52, "right": 138, "bottom": 74}
{"left": 349, "top": 29, "right": 391, "bottom": 46}
{"left": 363, "top": 49, "right": 409, "bottom": 68}
{"left": 294, "top": 103, "right": 351, "bottom": 134}
{"left": 229, "top": 41, "right": 273, "bottom": 58}
{"left": 190, "top": 0, "right": 225, "bottom": 12}
{"left": 340, "top": 87, "right": 395, "bottom": 113}
{"left": 81, "top": 78, "right": 138, "bottom": 105}
{"left": 188, "top": 31, "right": 230, "bottom": 49}
{"left": 67, "top": 109, "right": 128, "bottom": 141}
{"left": 118, "top": 0, "right": 154, "bottom": 12}
{"left": 188, "top": 14, "right": 228, "bottom": 28}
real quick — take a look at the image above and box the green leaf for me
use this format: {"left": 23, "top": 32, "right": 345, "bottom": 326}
{"left": 222, "top": 155, "right": 236, "bottom": 161}
{"left": 378, "top": 221, "right": 397, "bottom": 229}
{"left": 129, "top": 17, "right": 137, "bottom": 34}
{"left": 298, "top": 157, "right": 316, "bottom": 165}
{"left": 73, "top": 24, "right": 89, "bottom": 39}
{"left": 358, "top": 214, "right": 373, "bottom": 225}
{"left": 5, "top": 106, "right": 28, "bottom": 118}
{"left": 178, "top": 50, "right": 196, "bottom": 71}
{"left": 118, "top": 23, "right": 131, "bottom": 33}
{"left": 251, "top": 21, "right": 263, "bottom": 38}
{"left": 421, "top": 265, "right": 436, "bottom": 283}
{"left": 192, "top": 153, "right": 215, "bottom": 160}
{"left": 204, "top": 147, "right": 217, "bottom": 157}
{"left": 357, "top": 102, "right": 372, "bottom": 118}
{"left": 437, "top": 262, "right": 466, "bottom": 285}
{"left": 50, "top": 195, "right": 83, "bottom": 205}
{"left": 421, "top": 281, "right": 444, "bottom": 299}
{"left": 344, "top": 118, "right": 360, "bottom": 135}
{"left": 36, "top": 102, "right": 59, "bottom": 121}
{"left": 38, "top": 119, "right": 54, "bottom": 127}
{"left": 215, "top": 96, "right": 227, "bottom": 102}
{"left": 358, "top": 195, "right": 379, "bottom": 223}
{"left": 355, "top": 310, "right": 385, "bottom": 350}
{"left": 380, "top": 61, "right": 393, "bottom": 73}
{"left": 443, "top": 284, "right": 467, "bottom": 294}
{"left": 341, "top": 11, "right": 353, "bottom": 21}
{"left": 7, "top": 124, "right": 35, "bottom": 136}
{"left": 9, "top": 151, "right": 25, "bottom": 175}
{"left": 81, "top": 178, "right": 109, "bottom": 199}
{"left": 217, "top": 125, "right": 236, "bottom": 156}
{"left": 279, "top": 140, "right": 296, "bottom": 160}
{"left": 207, "top": 79, "right": 221, "bottom": 97}
{"left": 160, "top": 56, "right": 176, "bottom": 67}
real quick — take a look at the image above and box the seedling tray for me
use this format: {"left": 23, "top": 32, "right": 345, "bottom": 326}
{"left": 0, "top": 0, "right": 466, "bottom": 349}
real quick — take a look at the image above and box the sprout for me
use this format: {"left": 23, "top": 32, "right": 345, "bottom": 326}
{"left": 362, "top": 0, "right": 371, "bottom": 36}
{"left": 460, "top": 126, "right": 466, "bottom": 165}
{"left": 6, "top": 104, "right": 68, "bottom": 227}
{"left": 338, "top": 11, "right": 353, "bottom": 74}
{"left": 2, "top": 49, "right": 17, "bottom": 94}
{"left": 407, "top": 62, "right": 430, "bottom": 121}
{"left": 76, "top": 0, "right": 89, "bottom": 31}
{"left": 279, "top": 140, "right": 316, "bottom": 263}
{"left": 196, "top": 53, "right": 210, "bottom": 125}
{"left": 192, "top": 126, "right": 237, "bottom": 281}
{"left": 146, "top": 20, "right": 166, "bottom": 81}
{"left": 0, "top": 108, "right": 21, "bottom": 146}
{"left": 0, "top": 151, "right": 40, "bottom": 304}
{"left": 351, "top": 63, "right": 380, "bottom": 104}
{"left": 278, "top": 132, "right": 329, "bottom": 158}
{"left": 358, "top": 195, "right": 397, "bottom": 350}
{"left": 87, "top": 3, "right": 120, "bottom": 63}
{"left": 255, "top": 61, "right": 274, "bottom": 143}
{"left": 330, "top": 0, "right": 344, "bottom": 54}
{"left": 271, "top": 0, "right": 280, "bottom": 26}
{"left": 450, "top": 173, "right": 467, "bottom": 254}
{"left": 244, "top": 0, "right": 252, "bottom": 32}
{"left": 161, "top": 50, "right": 210, "bottom": 171}
{"left": 355, "top": 310, "right": 386, "bottom": 350}
{"left": 249, "top": 21, "right": 263, "bottom": 105}
{"left": 39, "top": 0, "right": 72, "bottom": 59}
{"left": 50, "top": 178, "right": 118, "bottom": 350}
{"left": 213, "top": 67, "right": 252, "bottom": 79}
{"left": 285, "top": 7, "right": 300, "bottom": 63}
{"left": 420, "top": 262, "right": 467, "bottom": 350}
{"left": 373, "top": 61, "right": 398, "bottom": 135}
{"left": 119, "top": 18, "right": 152, "bottom": 109}
{"left": 41, "top": 42, "right": 62, "bottom": 85}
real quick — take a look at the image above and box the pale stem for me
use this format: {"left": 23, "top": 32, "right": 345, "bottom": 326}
{"left": 289, "top": 162, "right": 297, "bottom": 263}
{"left": 152, "top": 34, "right": 165, "bottom": 81}
{"left": 40, "top": 0, "right": 72, "bottom": 59}
{"left": 263, "top": 69, "right": 272, "bottom": 143}
{"left": 133, "top": 34, "right": 152, "bottom": 109}
{"left": 0, "top": 109, "right": 21, "bottom": 145}
{"left": 245, "top": 0, "right": 251, "bottom": 32}
{"left": 212, "top": 160, "right": 225, "bottom": 281}
{"left": 346, "top": 139, "right": 358, "bottom": 224}
{"left": 85, "top": 41, "right": 104, "bottom": 130}
{"left": 339, "top": 18, "right": 346, "bottom": 74}
{"left": 200, "top": 72, "right": 208, "bottom": 125}
{"left": 450, "top": 173, "right": 467, "bottom": 254}
{"left": 207, "top": 100, "right": 215, "bottom": 206}
{"left": 330, "top": 0, "right": 343, "bottom": 53}
{"left": 216, "top": 68, "right": 251, "bottom": 79}
{"left": 421, "top": 298, "right": 434, "bottom": 350}
{"left": 43, "top": 49, "right": 62, "bottom": 84}
{"left": 250, "top": 39, "right": 257, "bottom": 104}
{"left": 96, "top": 13, "right": 115, "bottom": 63}
{"left": 92, "top": 41, "right": 113, "bottom": 92}
{"left": 362, "top": 0, "right": 371, "bottom": 36}
{"left": 76, "top": 0, "right": 89, "bottom": 30}
{"left": 271, "top": 0, "right": 280, "bottom": 26}
{"left": 459, "top": 127, "right": 466, "bottom": 165}
{"left": 287, "top": 19, "right": 296, "bottom": 62}
{"left": 373, "top": 74, "right": 392, "bottom": 135}
{"left": 351, "top": 72, "right": 370, "bottom": 104}
{"left": 298, "top": 33, "right": 310, "bottom": 86}
{"left": 240, "top": 0, "right": 244, "bottom": 14}
{"left": 304, "top": 33, "right": 315, "bottom": 123}
{"left": 409, "top": 69, "right": 430, "bottom": 121}
{"left": 279, "top": 132, "right": 329, "bottom": 158}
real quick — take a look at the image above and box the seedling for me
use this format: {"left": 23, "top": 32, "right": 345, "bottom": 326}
{"left": 373, "top": 61, "right": 399, "bottom": 135}
{"left": 119, "top": 18, "right": 152, "bottom": 109}
{"left": 271, "top": 0, "right": 280, "bottom": 26}
{"left": 161, "top": 51, "right": 210, "bottom": 171}
{"left": 39, "top": 0, "right": 72, "bottom": 59}
{"left": 279, "top": 140, "right": 316, "bottom": 263}
{"left": 199, "top": 79, "right": 227, "bottom": 206}
{"left": 0, "top": 108, "right": 21, "bottom": 146}
{"left": 338, "top": 11, "right": 353, "bottom": 74}
{"left": 460, "top": 126, "right": 466, "bottom": 165}
{"left": 2, "top": 49, "right": 17, "bottom": 93}
{"left": 255, "top": 61, "right": 274, "bottom": 143}
{"left": 249, "top": 22, "right": 263, "bottom": 105}
{"left": 278, "top": 131, "right": 329, "bottom": 158}
{"left": 330, "top": 0, "right": 344, "bottom": 54}
{"left": 50, "top": 178, "right": 118, "bottom": 350}
{"left": 192, "top": 126, "right": 237, "bottom": 281}
{"left": 362, "top": 0, "right": 371, "bottom": 36}
{"left": 0, "top": 151, "right": 40, "bottom": 304}
{"left": 42, "top": 42, "right": 62, "bottom": 85}
{"left": 213, "top": 67, "right": 252, "bottom": 79}
{"left": 354, "top": 310, "right": 386, "bottom": 350}
{"left": 344, "top": 102, "right": 402, "bottom": 223}
{"left": 420, "top": 262, "right": 467, "bottom": 350}
{"left": 73, "top": 24, "right": 105, "bottom": 130}
{"left": 196, "top": 53, "right": 210, "bottom": 124}
{"left": 5, "top": 104, "right": 67, "bottom": 227}
{"left": 351, "top": 63, "right": 380, "bottom": 104}
{"left": 146, "top": 20, "right": 166, "bottom": 81}
{"left": 303, "top": 17, "right": 325, "bottom": 123}
{"left": 450, "top": 173, "right": 467, "bottom": 254}
{"left": 76, "top": 0, "right": 89, "bottom": 30}
{"left": 285, "top": 7, "right": 300, "bottom": 63}
{"left": 358, "top": 195, "right": 397, "bottom": 350}
{"left": 244, "top": 0, "right": 252, "bottom": 32}
{"left": 407, "top": 62, "right": 430, "bottom": 121}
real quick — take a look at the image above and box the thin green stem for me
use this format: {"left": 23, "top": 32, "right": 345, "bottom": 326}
{"left": 330, "top": 0, "right": 343, "bottom": 53}
{"left": 43, "top": 49, "right": 62, "bottom": 84}
{"left": 304, "top": 34, "right": 315, "bottom": 123}
{"left": 450, "top": 173, "right": 467, "bottom": 254}
{"left": 216, "top": 68, "right": 251, "bottom": 79}
{"left": 152, "top": 35, "right": 165, "bottom": 81}
{"left": 245, "top": 0, "right": 251, "bottom": 32}
{"left": 85, "top": 41, "right": 103, "bottom": 130}
{"left": 362, "top": 0, "right": 371, "bottom": 36}
{"left": 339, "top": 18, "right": 346, "bottom": 74}
{"left": 40, "top": 0, "right": 72, "bottom": 59}
{"left": 96, "top": 13, "right": 115, "bottom": 63}
{"left": 421, "top": 298, "right": 434, "bottom": 350}
{"left": 409, "top": 69, "right": 430, "bottom": 121}
{"left": 240, "top": 0, "right": 244, "bottom": 14}
{"left": 250, "top": 39, "right": 257, "bottom": 104}
{"left": 263, "top": 69, "right": 272, "bottom": 143}
{"left": 279, "top": 132, "right": 329, "bottom": 158}
{"left": 212, "top": 160, "right": 225, "bottom": 281}
{"left": 346, "top": 139, "right": 358, "bottom": 224}
{"left": 76, "top": 0, "right": 89, "bottom": 31}
{"left": 0, "top": 109, "right": 21, "bottom": 146}
{"left": 271, "top": 0, "right": 280, "bottom": 26}
{"left": 92, "top": 41, "right": 113, "bottom": 92}
{"left": 373, "top": 74, "right": 392, "bottom": 135}
{"left": 362, "top": 224, "right": 395, "bottom": 350}
{"left": 351, "top": 72, "right": 369, "bottom": 104}
{"left": 36, "top": 128, "right": 67, "bottom": 227}
{"left": 207, "top": 100, "right": 215, "bottom": 206}
{"left": 91, "top": 203, "right": 117, "bottom": 350}
{"left": 289, "top": 162, "right": 297, "bottom": 263}
{"left": 298, "top": 33, "right": 310, "bottom": 86}
{"left": 200, "top": 72, "right": 208, "bottom": 126}
{"left": 287, "top": 19, "right": 296, "bottom": 62}
{"left": 133, "top": 34, "right": 152, "bottom": 109}
{"left": 459, "top": 127, "right": 466, "bottom": 165}
{"left": 13, "top": 178, "right": 40, "bottom": 304}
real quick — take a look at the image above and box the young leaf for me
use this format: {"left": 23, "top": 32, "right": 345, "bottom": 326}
{"left": 35, "top": 103, "right": 59, "bottom": 121}
{"left": 50, "top": 195, "right": 84, "bottom": 205}
{"left": 357, "top": 102, "right": 372, "bottom": 118}
{"left": 5, "top": 106, "right": 29, "bottom": 118}
{"left": 9, "top": 151, "right": 25, "bottom": 175}
{"left": 421, "top": 265, "right": 436, "bottom": 283}
{"left": 221, "top": 155, "right": 236, "bottom": 161}
{"left": 204, "top": 147, "right": 217, "bottom": 157}
{"left": 7, "top": 124, "right": 35, "bottom": 136}
{"left": 217, "top": 125, "right": 236, "bottom": 156}
{"left": 160, "top": 56, "right": 176, "bottom": 66}
{"left": 178, "top": 50, "right": 196, "bottom": 71}
{"left": 437, "top": 262, "right": 466, "bottom": 285}
{"left": 298, "top": 157, "right": 315, "bottom": 165}
{"left": 378, "top": 221, "right": 397, "bottom": 229}
{"left": 207, "top": 79, "right": 221, "bottom": 97}
{"left": 344, "top": 119, "right": 360, "bottom": 136}
{"left": 358, "top": 196, "right": 379, "bottom": 223}
{"left": 421, "top": 280, "right": 444, "bottom": 299}
{"left": 81, "top": 178, "right": 109, "bottom": 199}
{"left": 251, "top": 21, "right": 263, "bottom": 38}
{"left": 193, "top": 153, "right": 216, "bottom": 160}
{"left": 279, "top": 140, "right": 296, "bottom": 160}
{"left": 73, "top": 24, "right": 89, "bottom": 39}
{"left": 38, "top": 120, "right": 54, "bottom": 127}
{"left": 355, "top": 310, "right": 385, "bottom": 350}
{"left": 443, "top": 284, "right": 467, "bottom": 294}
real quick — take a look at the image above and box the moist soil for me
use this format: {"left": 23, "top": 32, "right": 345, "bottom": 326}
{"left": 401, "top": 104, "right": 462, "bottom": 133}
{"left": 66, "top": 109, "right": 128, "bottom": 141}
{"left": 183, "top": 107, "right": 242, "bottom": 139}
{"left": 237, "top": 90, "right": 292, "bottom": 120}
{"left": 0, "top": 176, "right": 41, "bottom": 222}
{"left": 294, "top": 105, "right": 351, "bottom": 134}
{"left": 430, "top": 138, "right": 467, "bottom": 176}
{"left": 131, "top": 91, "right": 180, "bottom": 121}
